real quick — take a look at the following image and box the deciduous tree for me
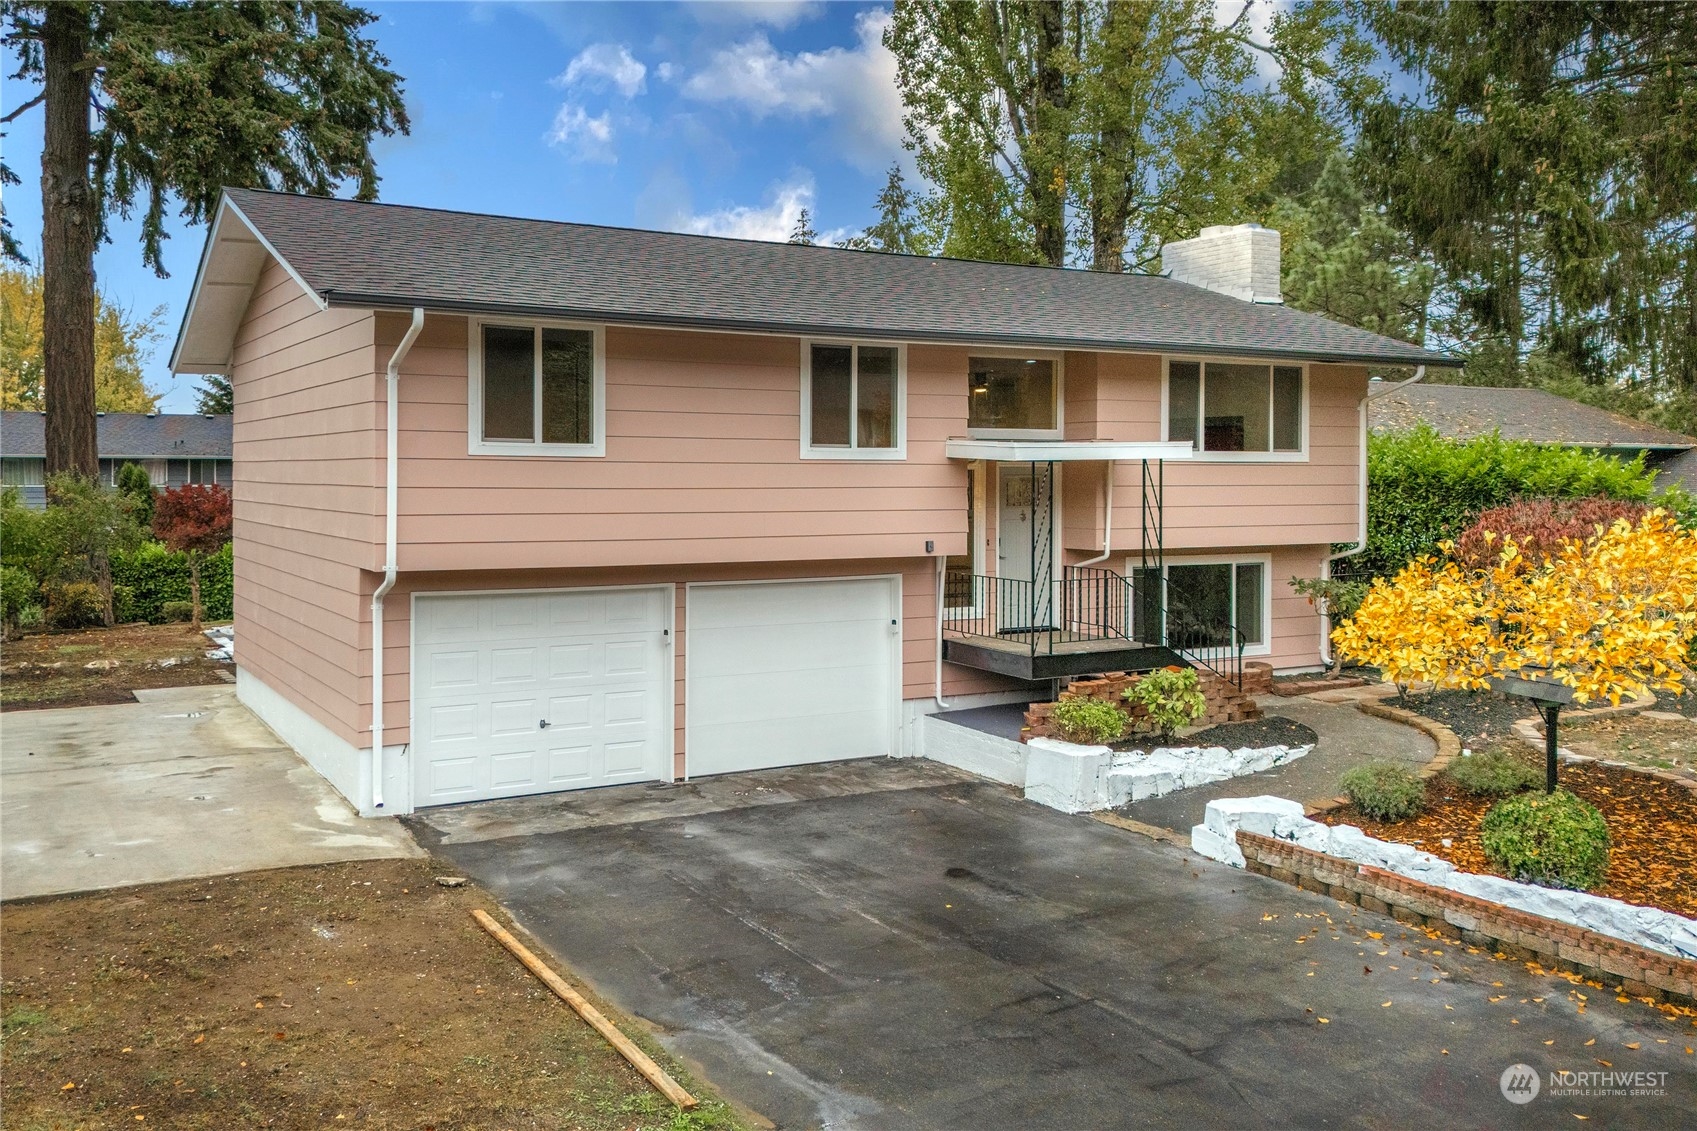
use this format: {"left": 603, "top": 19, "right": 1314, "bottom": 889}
{"left": 1, "top": 1, "right": 409, "bottom": 483}
{"left": 0, "top": 263, "right": 163, "bottom": 412}
{"left": 151, "top": 483, "right": 231, "bottom": 630}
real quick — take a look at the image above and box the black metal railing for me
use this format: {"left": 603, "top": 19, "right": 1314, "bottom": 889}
{"left": 941, "top": 565, "right": 1246, "bottom": 687}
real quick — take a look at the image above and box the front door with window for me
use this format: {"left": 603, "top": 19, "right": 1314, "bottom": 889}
{"left": 996, "top": 463, "right": 1053, "bottom": 631}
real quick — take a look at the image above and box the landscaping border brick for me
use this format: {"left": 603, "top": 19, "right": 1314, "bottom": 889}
{"left": 1237, "top": 830, "right": 1697, "bottom": 1008}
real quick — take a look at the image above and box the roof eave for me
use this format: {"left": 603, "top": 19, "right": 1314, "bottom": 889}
{"left": 321, "top": 290, "right": 1461, "bottom": 369}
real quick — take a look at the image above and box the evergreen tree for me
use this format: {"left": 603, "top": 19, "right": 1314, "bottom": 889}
{"left": 841, "top": 165, "right": 925, "bottom": 255}
{"left": 1, "top": 2, "right": 409, "bottom": 485}
{"left": 787, "top": 207, "right": 818, "bottom": 245}
{"left": 195, "top": 373, "right": 233, "bottom": 415}
{"left": 1357, "top": 0, "right": 1697, "bottom": 422}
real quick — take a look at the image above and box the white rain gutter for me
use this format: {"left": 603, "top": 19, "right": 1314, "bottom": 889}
{"left": 1320, "top": 365, "right": 1425, "bottom": 664}
{"left": 369, "top": 307, "right": 425, "bottom": 811}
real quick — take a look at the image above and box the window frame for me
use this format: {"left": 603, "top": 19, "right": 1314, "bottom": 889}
{"left": 467, "top": 316, "right": 607, "bottom": 457}
{"left": 1126, "top": 552, "right": 1274, "bottom": 658}
{"left": 799, "top": 338, "right": 908, "bottom": 460}
{"left": 1161, "top": 355, "right": 1308, "bottom": 462}
{"left": 965, "top": 348, "right": 1065, "bottom": 440}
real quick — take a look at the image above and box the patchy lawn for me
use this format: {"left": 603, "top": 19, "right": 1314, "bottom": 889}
{"left": 1, "top": 622, "right": 231, "bottom": 711}
{"left": 1, "top": 858, "right": 743, "bottom": 1131}
{"left": 1562, "top": 713, "right": 1697, "bottom": 777}
{"left": 1323, "top": 746, "right": 1697, "bottom": 920}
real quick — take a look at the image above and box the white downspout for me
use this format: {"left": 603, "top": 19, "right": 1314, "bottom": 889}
{"left": 1320, "top": 365, "right": 1425, "bottom": 664}
{"left": 934, "top": 553, "right": 951, "bottom": 710}
{"left": 369, "top": 307, "right": 425, "bottom": 811}
{"left": 1075, "top": 461, "right": 1115, "bottom": 568}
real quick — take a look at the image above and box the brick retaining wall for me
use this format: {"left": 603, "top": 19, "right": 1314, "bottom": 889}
{"left": 1237, "top": 830, "right": 1697, "bottom": 1008}
{"left": 1023, "top": 662, "right": 1272, "bottom": 741}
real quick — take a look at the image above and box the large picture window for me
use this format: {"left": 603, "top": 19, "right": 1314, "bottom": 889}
{"left": 1167, "top": 360, "right": 1303, "bottom": 454}
{"left": 1132, "top": 557, "right": 1269, "bottom": 654}
{"left": 968, "top": 355, "right": 1058, "bottom": 433}
{"left": 803, "top": 342, "right": 905, "bottom": 458}
{"left": 472, "top": 320, "right": 603, "bottom": 455}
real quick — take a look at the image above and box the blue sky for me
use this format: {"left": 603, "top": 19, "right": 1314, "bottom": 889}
{"left": 3, "top": 1, "right": 907, "bottom": 411}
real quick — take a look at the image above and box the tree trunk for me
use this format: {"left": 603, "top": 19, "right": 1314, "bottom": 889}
{"left": 189, "top": 552, "right": 202, "bottom": 631}
{"left": 40, "top": 3, "right": 99, "bottom": 486}
{"left": 1028, "top": 0, "right": 1069, "bottom": 267}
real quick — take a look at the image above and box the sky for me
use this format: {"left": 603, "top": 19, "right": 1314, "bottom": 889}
{"left": 2, "top": 0, "right": 910, "bottom": 412}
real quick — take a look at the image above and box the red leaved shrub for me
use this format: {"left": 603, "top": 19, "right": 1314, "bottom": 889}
{"left": 152, "top": 485, "right": 232, "bottom": 628}
{"left": 1452, "top": 496, "right": 1651, "bottom": 572}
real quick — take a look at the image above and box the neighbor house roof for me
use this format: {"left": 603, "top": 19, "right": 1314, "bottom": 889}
{"left": 1, "top": 412, "right": 233, "bottom": 459}
{"left": 170, "top": 187, "right": 1459, "bottom": 374}
{"left": 1368, "top": 384, "right": 1695, "bottom": 451}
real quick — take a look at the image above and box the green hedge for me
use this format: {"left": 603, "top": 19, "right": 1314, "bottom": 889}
{"left": 1356, "top": 426, "right": 1690, "bottom": 579}
{"left": 111, "top": 541, "right": 232, "bottom": 624}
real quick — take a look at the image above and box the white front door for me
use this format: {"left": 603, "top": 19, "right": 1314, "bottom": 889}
{"left": 411, "top": 587, "right": 671, "bottom": 807}
{"left": 687, "top": 578, "right": 899, "bottom": 777}
{"left": 996, "top": 464, "right": 1052, "bottom": 630}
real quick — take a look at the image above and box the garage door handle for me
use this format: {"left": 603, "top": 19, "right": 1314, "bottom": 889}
{"left": 539, "top": 719, "right": 550, "bottom": 730}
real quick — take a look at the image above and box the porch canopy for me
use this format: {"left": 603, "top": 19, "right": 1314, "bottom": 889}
{"left": 943, "top": 439, "right": 1195, "bottom": 462}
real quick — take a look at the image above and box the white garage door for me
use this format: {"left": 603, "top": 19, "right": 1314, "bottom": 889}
{"left": 687, "top": 577, "right": 899, "bottom": 778}
{"left": 412, "top": 587, "right": 671, "bottom": 807}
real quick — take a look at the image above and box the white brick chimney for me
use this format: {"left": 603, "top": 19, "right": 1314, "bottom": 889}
{"left": 1160, "top": 223, "right": 1282, "bottom": 304}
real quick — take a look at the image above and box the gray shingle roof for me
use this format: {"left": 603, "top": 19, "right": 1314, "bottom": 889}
{"left": 221, "top": 188, "right": 1456, "bottom": 369}
{"left": 1, "top": 412, "right": 232, "bottom": 459}
{"left": 1368, "top": 384, "right": 1695, "bottom": 450}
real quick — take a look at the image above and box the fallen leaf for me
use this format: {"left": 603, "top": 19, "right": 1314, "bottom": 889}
{"left": 1545, "top": 1040, "right": 1556, "bottom": 1045}
{"left": 1585, "top": 1038, "right": 1596, "bottom": 1046}
{"left": 1440, "top": 1048, "right": 1449, "bottom": 1055}
{"left": 1317, "top": 1018, "right": 1329, "bottom": 1024}
{"left": 1382, "top": 1001, "right": 1393, "bottom": 1008}
{"left": 193, "top": 1034, "right": 205, "bottom": 1045}
{"left": 61, "top": 1082, "right": 75, "bottom": 1091}
{"left": 1624, "top": 1042, "right": 1640, "bottom": 1050}
{"left": 1596, "top": 1059, "right": 1612, "bottom": 1068}
{"left": 1366, "top": 931, "right": 1384, "bottom": 940}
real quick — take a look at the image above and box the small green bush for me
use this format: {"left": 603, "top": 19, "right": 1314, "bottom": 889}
{"left": 1123, "top": 667, "right": 1207, "bottom": 740}
{"left": 1446, "top": 750, "right": 1541, "bottom": 797}
{"left": 110, "top": 541, "right": 192, "bottom": 622}
{"left": 17, "top": 603, "right": 43, "bottom": 630}
{"left": 200, "top": 541, "right": 233, "bottom": 621}
{"left": 1, "top": 564, "right": 36, "bottom": 635}
{"left": 1050, "top": 696, "right": 1129, "bottom": 745}
{"left": 1481, "top": 790, "right": 1610, "bottom": 890}
{"left": 44, "top": 580, "right": 105, "bottom": 630}
{"left": 1340, "top": 762, "right": 1425, "bottom": 821}
{"left": 159, "top": 600, "right": 195, "bottom": 623}
{"left": 111, "top": 583, "right": 138, "bottom": 624}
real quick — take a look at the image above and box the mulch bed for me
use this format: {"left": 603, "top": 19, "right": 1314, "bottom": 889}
{"left": 1397, "top": 688, "right": 1537, "bottom": 747}
{"left": 1110, "top": 716, "right": 1318, "bottom": 752}
{"left": 1321, "top": 753, "right": 1697, "bottom": 920}
{"left": 1654, "top": 688, "right": 1697, "bottom": 720}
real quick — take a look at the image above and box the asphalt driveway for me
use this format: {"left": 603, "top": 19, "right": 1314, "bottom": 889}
{"left": 413, "top": 761, "right": 1696, "bottom": 1130}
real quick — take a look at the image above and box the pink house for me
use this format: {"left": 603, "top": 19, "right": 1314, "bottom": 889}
{"left": 169, "top": 192, "right": 1455, "bottom": 816}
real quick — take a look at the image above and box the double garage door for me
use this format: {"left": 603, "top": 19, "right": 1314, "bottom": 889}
{"left": 412, "top": 578, "right": 899, "bottom": 807}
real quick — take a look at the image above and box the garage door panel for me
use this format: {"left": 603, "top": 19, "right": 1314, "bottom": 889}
{"left": 413, "top": 587, "right": 670, "bottom": 807}
{"left": 688, "top": 579, "right": 897, "bottom": 778}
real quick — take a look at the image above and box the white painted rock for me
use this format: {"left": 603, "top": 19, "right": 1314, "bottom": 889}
{"left": 1204, "top": 796, "right": 1309, "bottom": 840}
{"left": 1023, "top": 738, "right": 1112, "bottom": 814}
{"left": 1191, "top": 823, "right": 1245, "bottom": 868}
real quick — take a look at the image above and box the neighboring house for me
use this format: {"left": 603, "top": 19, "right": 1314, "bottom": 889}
{"left": 169, "top": 191, "right": 1456, "bottom": 816}
{"left": 1, "top": 411, "right": 233, "bottom": 508}
{"left": 1368, "top": 383, "right": 1697, "bottom": 492}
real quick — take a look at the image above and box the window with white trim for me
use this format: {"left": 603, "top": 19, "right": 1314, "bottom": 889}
{"left": 471, "top": 320, "right": 604, "bottom": 455}
{"left": 803, "top": 341, "right": 904, "bottom": 458}
{"left": 968, "top": 354, "right": 1058, "bottom": 433}
{"left": 1168, "top": 560, "right": 1266, "bottom": 648}
{"left": 1167, "top": 360, "right": 1303, "bottom": 454}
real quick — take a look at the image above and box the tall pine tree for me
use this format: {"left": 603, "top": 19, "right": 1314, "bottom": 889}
{"left": 1, "top": 2, "right": 409, "bottom": 484}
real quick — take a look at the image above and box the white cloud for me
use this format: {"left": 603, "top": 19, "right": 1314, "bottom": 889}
{"left": 687, "top": 1, "right": 824, "bottom": 30}
{"left": 545, "top": 104, "right": 616, "bottom": 162}
{"left": 554, "top": 43, "right": 647, "bottom": 98}
{"left": 679, "top": 178, "right": 816, "bottom": 242}
{"left": 680, "top": 8, "right": 904, "bottom": 172}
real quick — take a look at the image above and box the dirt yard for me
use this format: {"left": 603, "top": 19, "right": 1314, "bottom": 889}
{"left": 1, "top": 857, "right": 743, "bottom": 1130}
{"left": 1, "top": 622, "right": 231, "bottom": 711}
